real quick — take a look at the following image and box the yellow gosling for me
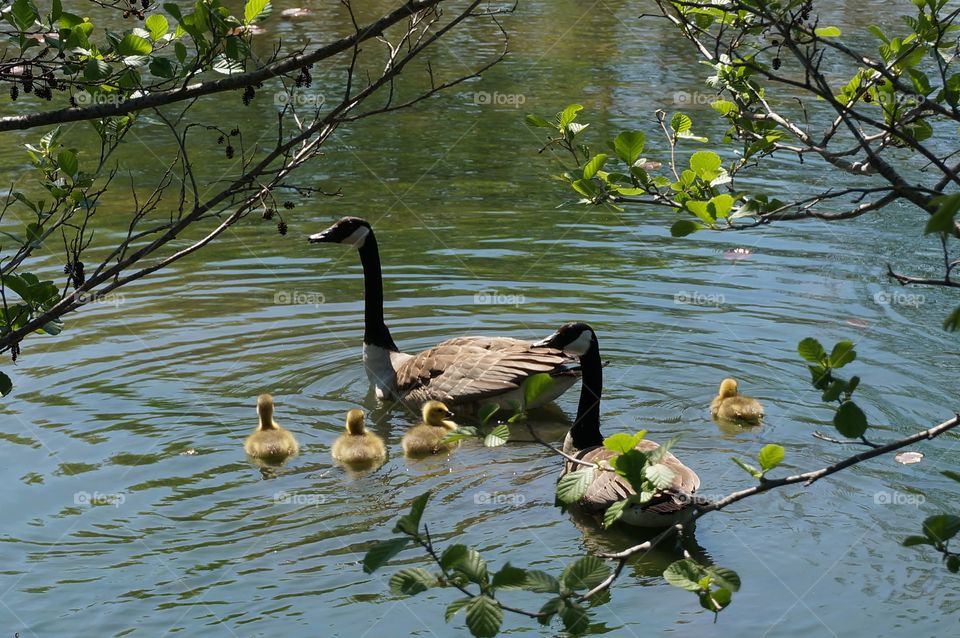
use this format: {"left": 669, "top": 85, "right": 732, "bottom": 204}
{"left": 332, "top": 409, "right": 387, "bottom": 466}
{"left": 402, "top": 401, "right": 459, "bottom": 457}
{"left": 710, "top": 378, "right": 764, "bottom": 424}
{"left": 244, "top": 394, "right": 300, "bottom": 463}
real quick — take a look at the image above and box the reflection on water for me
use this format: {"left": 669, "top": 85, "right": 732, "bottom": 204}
{"left": 2, "top": 1, "right": 959, "bottom": 637}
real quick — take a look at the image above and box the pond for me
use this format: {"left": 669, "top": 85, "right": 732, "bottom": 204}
{"left": 1, "top": 1, "right": 959, "bottom": 636}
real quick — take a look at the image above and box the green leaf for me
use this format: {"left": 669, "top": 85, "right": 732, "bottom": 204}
{"left": 944, "top": 306, "right": 960, "bottom": 332}
{"left": 834, "top": 400, "right": 868, "bottom": 438}
{"left": 561, "top": 555, "right": 610, "bottom": 590}
{"left": 942, "top": 470, "right": 960, "bottom": 484}
{"left": 707, "top": 566, "right": 741, "bottom": 592}
{"left": 393, "top": 491, "right": 431, "bottom": 536}
{"left": 686, "top": 200, "right": 715, "bottom": 225}
{"left": 0, "top": 371, "right": 12, "bottom": 397}
{"left": 948, "top": 555, "right": 960, "bottom": 573}
{"left": 815, "top": 26, "right": 842, "bottom": 37}
{"left": 663, "top": 559, "right": 706, "bottom": 592}
{"left": 559, "top": 104, "right": 583, "bottom": 128}
{"left": 603, "top": 431, "right": 646, "bottom": 454}
{"left": 610, "top": 449, "right": 647, "bottom": 489}
{"left": 464, "top": 595, "right": 502, "bottom": 638}
{"left": 117, "top": 33, "right": 152, "bottom": 56}
{"left": 926, "top": 194, "right": 960, "bottom": 235}
{"left": 829, "top": 340, "right": 856, "bottom": 368}
{"left": 145, "top": 14, "right": 169, "bottom": 40}
{"left": 670, "top": 219, "right": 704, "bottom": 237}
{"left": 602, "top": 498, "right": 629, "bottom": 528}
{"left": 174, "top": 41, "right": 187, "bottom": 63}
{"left": 556, "top": 468, "right": 593, "bottom": 505}
{"left": 923, "top": 515, "right": 960, "bottom": 544}
{"left": 711, "top": 99, "right": 738, "bottom": 116}
{"left": 149, "top": 57, "right": 175, "bottom": 78}
{"left": 689, "top": 151, "right": 722, "bottom": 180}
{"left": 57, "top": 150, "right": 78, "bottom": 178}
{"left": 446, "top": 597, "right": 472, "bottom": 622}
{"left": 559, "top": 599, "right": 590, "bottom": 633}
{"left": 538, "top": 597, "right": 562, "bottom": 625}
{"left": 797, "top": 337, "right": 826, "bottom": 364}
{"left": 613, "top": 130, "right": 645, "bottom": 166}
{"left": 362, "top": 538, "right": 408, "bottom": 574}
{"left": 491, "top": 563, "right": 527, "bottom": 589}
{"left": 670, "top": 113, "right": 692, "bottom": 134}
{"left": 452, "top": 549, "right": 488, "bottom": 585}
{"left": 483, "top": 424, "right": 509, "bottom": 448}
{"left": 570, "top": 178, "right": 599, "bottom": 200}
{"left": 440, "top": 544, "right": 469, "bottom": 571}
{"left": 521, "top": 373, "right": 553, "bottom": 410}
{"left": 244, "top": 0, "right": 268, "bottom": 24}
{"left": 478, "top": 403, "right": 499, "bottom": 427}
{"left": 821, "top": 380, "right": 847, "bottom": 403}
{"left": 389, "top": 568, "right": 437, "bottom": 595}
{"left": 903, "top": 535, "right": 933, "bottom": 547}
{"left": 644, "top": 463, "right": 675, "bottom": 489}
{"left": 522, "top": 570, "right": 560, "bottom": 593}
{"left": 757, "top": 444, "right": 784, "bottom": 473}
{"left": 10, "top": 0, "right": 38, "bottom": 31}
{"left": 732, "top": 457, "right": 762, "bottom": 480}
{"left": 710, "top": 194, "right": 734, "bottom": 218}
{"left": 526, "top": 114, "right": 554, "bottom": 128}
{"left": 699, "top": 587, "right": 733, "bottom": 612}
{"left": 583, "top": 153, "right": 607, "bottom": 180}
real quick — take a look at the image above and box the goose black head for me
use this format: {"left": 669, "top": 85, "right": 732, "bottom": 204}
{"left": 308, "top": 217, "right": 372, "bottom": 247}
{"left": 533, "top": 322, "right": 597, "bottom": 356}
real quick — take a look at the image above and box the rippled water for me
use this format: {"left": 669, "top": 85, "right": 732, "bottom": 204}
{"left": 2, "top": 1, "right": 960, "bottom": 636}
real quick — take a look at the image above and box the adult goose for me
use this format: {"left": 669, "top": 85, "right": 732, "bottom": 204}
{"left": 534, "top": 322, "right": 701, "bottom": 528}
{"left": 308, "top": 217, "right": 580, "bottom": 408}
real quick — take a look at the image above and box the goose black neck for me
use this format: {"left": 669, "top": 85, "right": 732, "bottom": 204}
{"left": 358, "top": 233, "right": 399, "bottom": 352}
{"left": 570, "top": 339, "right": 603, "bottom": 450}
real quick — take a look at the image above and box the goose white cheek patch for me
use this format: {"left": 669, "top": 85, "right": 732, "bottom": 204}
{"left": 343, "top": 226, "right": 370, "bottom": 247}
{"left": 566, "top": 330, "right": 594, "bottom": 356}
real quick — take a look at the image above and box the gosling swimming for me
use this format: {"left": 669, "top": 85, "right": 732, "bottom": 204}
{"left": 331, "top": 408, "right": 387, "bottom": 467}
{"left": 710, "top": 378, "right": 764, "bottom": 424}
{"left": 244, "top": 394, "right": 300, "bottom": 463}
{"left": 402, "top": 401, "right": 459, "bottom": 457}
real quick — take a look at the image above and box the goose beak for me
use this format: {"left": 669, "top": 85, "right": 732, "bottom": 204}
{"left": 308, "top": 229, "right": 334, "bottom": 243}
{"left": 445, "top": 409, "right": 455, "bottom": 418}
{"left": 533, "top": 332, "right": 558, "bottom": 348}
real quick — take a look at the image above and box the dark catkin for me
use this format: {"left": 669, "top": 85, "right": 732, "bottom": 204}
{"left": 72, "top": 261, "right": 85, "bottom": 288}
{"left": 283, "top": 201, "right": 294, "bottom": 209}
{"left": 277, "top": 221, "right": 288, "bottom": 236}
{"left": 69, "top": 95, "right": 77, "bottom": 107}
{"left": 230, "top": 128, "right": 239, "bottom": 136}
{"left": 11, "top": 342, "right": 20, "bottom": 363}
{"left": 262, "top": 208, "right": 275, "bottom": 220}
{"left": 9, "top": 85, "right": 18, "bottom": 101}
{"left": 225, "top": 145, "right": 234, "bottom": 159}
{"left": 772, "top": 58, "right": 781, "bottom": 70}
{"left": 242, "top": 85, "right": 255, "bottom": 105}
{"left": 864, "top": 92, "right": 873, "bottom": 103}
{"left": 22, "top": 68, "right": 33, "bottom": 94}
{"left": 217, "top": 135, "right": 224, "bottom": 145}
{"left": 141, "top": 0, "right": 149, "bottom": 8}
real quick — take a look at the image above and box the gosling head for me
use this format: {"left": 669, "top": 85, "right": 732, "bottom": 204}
{"left": 534, "top": 322, "right": 597, "bottom": 356}
{"left": 257, "top": 394, "right": 276, "bottom": 429}
{"left": 308, "top": 216, "right": 372, "bottom": 248}
{"left": 422, "top": 401, "right": 456, "bottom": 429}
{"left": 718, "top": 378, "right": 739, "bottom": 398}
{"left": 345, "top": 408, "right": 366, "bottom": 435}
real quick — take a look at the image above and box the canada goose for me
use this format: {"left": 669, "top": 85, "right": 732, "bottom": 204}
{"left": 245, "top": 394, "right": 300, "bottom": 463}
{"left": 308, "top": 217, "right": 580, "bottom": 408}
{"left": 331, "top": 408, "right": 387, "bottom": 466}
{"left": 710, "top": 378, "right": 764, "bottom": 424}
{"left": 534, "top": 323, "right": 701, "bottom": 528}
{"left": 402, "top": 401, "right": 459, "bottom": 457}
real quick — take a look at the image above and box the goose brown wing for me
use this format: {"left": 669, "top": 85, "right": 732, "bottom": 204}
{"left": 394, "top": 336, "right": 576, "bottom": 404}
{"left": 564, "top": 440, "right": 700, "bottom": 513}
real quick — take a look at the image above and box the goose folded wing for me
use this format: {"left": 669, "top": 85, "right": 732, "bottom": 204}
{"left": 394, "top": 336, "right": 576, "bottom": 404}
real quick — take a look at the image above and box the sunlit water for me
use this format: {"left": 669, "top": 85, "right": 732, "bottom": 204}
{"left": 2, "top": 1, "right": 959, "bottom": 636}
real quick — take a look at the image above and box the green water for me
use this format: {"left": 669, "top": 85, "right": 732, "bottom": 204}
{"left": 2, "top": 1, "right": 959, "bottom": 636}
